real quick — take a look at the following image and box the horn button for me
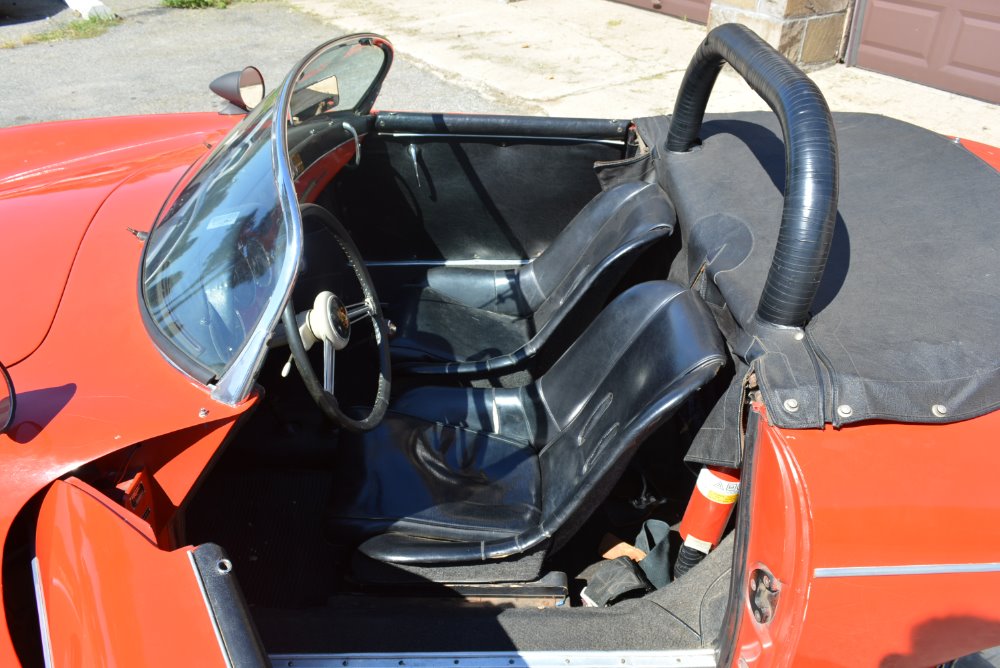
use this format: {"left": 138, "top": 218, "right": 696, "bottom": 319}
{"left": 306, "top": 291, "right": 351, "bottom": 351}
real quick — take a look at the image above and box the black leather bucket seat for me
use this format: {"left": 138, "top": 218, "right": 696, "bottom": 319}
{"left": 329, "top": 281, "right": 726, "bottom": 583}
{"left": 389, "top": 182, "right": 676, "bottom": 375}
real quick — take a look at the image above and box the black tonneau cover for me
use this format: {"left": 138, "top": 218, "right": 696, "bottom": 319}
{"left": 644, "top": 112, "right": 1000, "bottom": 435}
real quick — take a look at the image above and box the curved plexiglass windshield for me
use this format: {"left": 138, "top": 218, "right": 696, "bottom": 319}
{"left": 143, "top": 92, "right": 286, "bottom": 379}
{"left": 141, "top": 35, "right": 390, "bottom": 393}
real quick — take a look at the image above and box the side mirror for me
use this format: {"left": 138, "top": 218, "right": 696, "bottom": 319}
{"left": 0, "top": 363, "right": 15, "bottom": 435}
{"left": 210, "top": 66, "right": 265, "bottom": 113}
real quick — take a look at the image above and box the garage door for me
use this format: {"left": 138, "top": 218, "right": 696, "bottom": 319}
{"left": 610, "top": 0, "right": 711, "bottom": 25}
{"left": 852, "top": 0, "right": 1000, "bottom": 104}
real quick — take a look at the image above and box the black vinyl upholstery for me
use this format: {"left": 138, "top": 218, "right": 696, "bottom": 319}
{"left": 389, "top": 182, "right": 675, "bottom": 375}
{"left": 329, "top": 282, "right": 726, "bottom": 580}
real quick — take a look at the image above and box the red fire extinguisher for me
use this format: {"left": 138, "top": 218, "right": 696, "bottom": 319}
{"left": 674, "top": 466, "right": 740, "bottom": 578}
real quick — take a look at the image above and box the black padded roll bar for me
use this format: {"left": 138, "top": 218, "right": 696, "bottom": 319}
{"left": 667, "top": 23, "right": 838, "bottom": 328}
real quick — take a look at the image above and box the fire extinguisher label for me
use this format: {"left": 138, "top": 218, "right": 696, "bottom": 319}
{"left": 696, "top": 468, "right": 740, "bottom": 504}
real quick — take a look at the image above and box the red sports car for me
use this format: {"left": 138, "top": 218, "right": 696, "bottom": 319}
{"left": 1, "top": 25, "right": 999, "bottom": 667}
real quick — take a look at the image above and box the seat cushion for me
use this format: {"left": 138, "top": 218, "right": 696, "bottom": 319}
{"left": 330, "top": 413, "right": 541, "bottom": 543}
{"left": 389, "top": 284, "right": 533, "bottom": 365}
{"left": 353, "top": 537, "right": 547, "bottom": 584}
{"left": 387, "top": 182, "right": 675, "bottom": 373}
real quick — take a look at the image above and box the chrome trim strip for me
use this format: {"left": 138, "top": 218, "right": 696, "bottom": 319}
{"left": 381, "top": 132, "right": 625, "bottom": 146}
{"left": 814, "top": 563, "right": 1000, "bottom": 578}
{"left": 188, "top": 551, "right": 234, "bottom": 668}
{"left": 31, "top": 557, "right": 54, "bottom": 668}
{"left": 366, "top": 259, "right": 530, "bottom": 269}
{"left": 268, "top": 649, "right": 717, "bottom": 667}
{"left": 212, "top": 35, "right": 390, "bottom": 405}
{"left": 342, "top": 121, "right": 361, "bottom": 167}
{"left": 212, "top": 70, "right": 305, "bottom": 406}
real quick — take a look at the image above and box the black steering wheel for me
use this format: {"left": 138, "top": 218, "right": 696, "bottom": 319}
{"left": 282, "top": 203, "right": 390, "bottom": 432}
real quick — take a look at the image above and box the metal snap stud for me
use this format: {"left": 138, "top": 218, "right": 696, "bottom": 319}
{"left": 932, "top": 404, "right": 947, "bottom": 417}
{"left": 783, "top": 398, "right": 800, "bottom": 413}
{"left": 837, "top": 404, "right": 853, "bottom": 418}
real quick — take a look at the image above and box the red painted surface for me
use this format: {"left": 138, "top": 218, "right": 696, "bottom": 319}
{"left": 733, "top": 405, "right": 813, "bottom": 666}
{"left": 1, "top": 96, "right": 997, "bottom": 667}
{"left": 34, "top": 478, "right": 228, "bottom": 666}
{"left": 0, "top": 121, "right": 251, "bottom": 665}
{"left": 295, "top": 138, "right": 363, "bottom": 202}
{"left": 119, "top": 418, "right": 247, "bottom": 547}
{"left": 0, "top": 114, "right": 237, "bottom": 366}
{"left": 734, "top": 407, "right": 1000, "bottom": 666}
{"left": 962, "top": 138, "right": 1000, "bottom": 172}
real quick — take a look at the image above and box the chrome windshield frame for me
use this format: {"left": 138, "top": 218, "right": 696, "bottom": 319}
{"left": 139, "top": 35, "right": 392, "bottom": 406}
{"left": 210, "top": 33, "right": 391, "bottom": 406}
{"left": 209, "top": 76, "right": 304, "bottom": 406}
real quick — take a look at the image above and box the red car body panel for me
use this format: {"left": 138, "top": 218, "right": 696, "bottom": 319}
{"left": 0, "top": 114, "right": 250, "bottom": 665}
{"left": 295, "top": 138, "right": 362, "bottom": 202}
{"left": 0, "top": 114, "right": 237, "bottom": 366}
{"left": 33, "top": 478, "right": 228, "bottom": 667}
{"left": 962, "top": 138, "right": 1000, "bottom": 172}
{"left": 736, "top": 407, "right": 1000, "bottom": 666}
{"left": 1, "top": 102, "right": 998, "bottom": 663}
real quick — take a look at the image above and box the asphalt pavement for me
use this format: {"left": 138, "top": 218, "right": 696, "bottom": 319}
{"left": 0, "top": 0, "right": 522, "bottom": 128}
{"left": 3, "top": 0, "right": 996, "bottom": 144}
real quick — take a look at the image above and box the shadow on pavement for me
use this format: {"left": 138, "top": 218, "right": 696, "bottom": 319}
{"left": 0, "top": 0, "right": 69, "bottom": 24}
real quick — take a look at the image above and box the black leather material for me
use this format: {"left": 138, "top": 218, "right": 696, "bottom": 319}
{"left": 332, "top": 137, "right": 620, "bottom": 263}
{"left": 390, "top": 181, "right": 676, "bottom": 375}
{"left": 351, "top": 541, "right": 549, "bottom": 585}
{"left": 329, "top": 281, "right": 726, "bottom": 573}
{"left": 376, "top": 111, "right": 628, "bottom": 140}
{"left": 328, "top": 415, "right": 542, "bottom": 543}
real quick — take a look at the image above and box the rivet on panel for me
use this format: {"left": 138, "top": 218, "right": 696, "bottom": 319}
{"left": 837, "top": 404, "right": 853, "bottom": 418}
{"left": 932, "top": 404, "right": 948, "bottom": 417}
{"left": 783, "top": 398, "right": 800, "bottom": 413}
{"left": 199, "top": 408, "right": 209, "bottom": 418}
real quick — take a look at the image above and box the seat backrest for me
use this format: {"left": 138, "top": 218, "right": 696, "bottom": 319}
{"left": 398, "top": 182, "right": 676, "bottom": 376}
{"left": 529, "top": 281, "right": 726, "bottom": 549}
{"left": 518, "top": 182, "right": 676, "bottom": 330}
{"left": 355, "top": 282, "right": 727, "bottom": 567}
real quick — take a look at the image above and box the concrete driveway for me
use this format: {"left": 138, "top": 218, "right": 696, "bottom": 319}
{"left": 291, "top": 0, "right": 999, "bottom": 145}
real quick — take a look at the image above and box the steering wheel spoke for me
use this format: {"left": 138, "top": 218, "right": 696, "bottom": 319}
{"left": 283, "top": 203, "right": 391, "bottom": 433}
{"left": 345, "top": 300, "right": 373, "bottom": 324}
{"left": 323, "top": 339, "right": 336, "bottom": 393}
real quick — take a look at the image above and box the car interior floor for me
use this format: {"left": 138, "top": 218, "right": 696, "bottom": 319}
{"left": 185, "top": 348, "right": 735, "bottom": 654}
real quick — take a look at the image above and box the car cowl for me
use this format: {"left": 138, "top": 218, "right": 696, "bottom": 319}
{"left": 0, "top": 113, "right": 237, "bottom": 366}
